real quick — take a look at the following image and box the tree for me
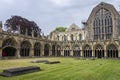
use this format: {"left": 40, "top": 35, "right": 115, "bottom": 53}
{"left": 4, "top": 15, "right": 41, "bottom": 37}
{"left": 52, "top": 27, "right": 67, "bottom": 32}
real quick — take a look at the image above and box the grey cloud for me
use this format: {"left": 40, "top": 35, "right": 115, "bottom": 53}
{"left": 0, "top": 0, "right": 119, "bottom": 35}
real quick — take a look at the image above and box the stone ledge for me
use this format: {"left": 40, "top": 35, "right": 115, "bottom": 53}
{"left": 45, "top": 61, "right": 60, "bottom": 64}
{"left": 0, "top": 66, "right": 41, "bottom": 77}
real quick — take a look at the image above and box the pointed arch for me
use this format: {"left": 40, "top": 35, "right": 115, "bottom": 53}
{"left": 34, "top": 42, "right": 41, "bottom": 57}
{"left": 107, "top": 44, "right": 118, "bottom": 58}
{"left": 83, "top": 44, "right": 92, "bottom": 58}
{"left": 2, "top": 38, "right": 17, "bottom": 57}
{"left": 73, "top": 45, "right": 80, "bottom": 57}
{"left": 44, "top": 44, "right": 50, "bottom": 56}
{"left": 94, "top": 44, "right": 104, "bottom": 58}
{"left": 20, "top": 41, "right": 31, "bottom": 57}
{"left": 64, "top": 45, "right": 70, "bottom": 57}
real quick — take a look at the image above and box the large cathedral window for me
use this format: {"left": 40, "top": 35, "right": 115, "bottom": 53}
{"left": 93, "top": 8, "right": 113, "bottom": 40}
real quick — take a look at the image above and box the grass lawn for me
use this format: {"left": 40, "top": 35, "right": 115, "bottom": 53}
{"left": 0, "top": 57, "right": 120, "bottom": 80}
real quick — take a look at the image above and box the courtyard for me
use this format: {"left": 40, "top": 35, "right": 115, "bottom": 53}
{"left": 0, "top": 57, "right": 120, "bottom": 80}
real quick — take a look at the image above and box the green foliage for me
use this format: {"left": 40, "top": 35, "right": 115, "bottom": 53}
{"left": 53, "top": 27, "right": 67, "bottom": 32}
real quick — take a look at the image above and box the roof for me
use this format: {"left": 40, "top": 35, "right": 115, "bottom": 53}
{"left": 66, "top": 23, "right": 80, "bottom": 31}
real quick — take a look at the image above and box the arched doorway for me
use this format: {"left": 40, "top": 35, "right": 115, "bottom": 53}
{"left": 34, "top": 42, "right": 41, "bottom": 57}
{"left": 83, "top": 45, "right": 92, "bottom": 58}
{"left": 73, "top": 45, "right": 80, "bottom": 57}
{"left": 95, "top": 45, "right": 104, "bottom": 58}
{"left": 52, "top": 45, "right": 56, "bottom": 56}
{"left": 20, "top": 41, "right": 31, "bottom": 57}
{"left": 56, "top": 45, "right": 61, "bottom": 56}
{"left": 44, "top": 44, "right": 50, "bottom": 56}
{"left": 64, "top": 46, "right": 70, "bottom": 57}
{"left": 2, "top": 38, "right": 17, "bottom": 57}
{"left": 2, "top": 47, "right": 16, "bottom": 57}
{"left": 107, "top": 44, "right": 118, "bottom": 58}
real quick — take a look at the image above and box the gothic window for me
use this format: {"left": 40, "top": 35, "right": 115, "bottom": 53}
{"left": 95, "top": 45, "right": 104, "bottom": 58}
{"left": 57, "top": 35, "right": 59, "bottom": 41}
{"left": 79, "top": 34, "right": 82, "bottom": 41}
{"left": 20, "top": 41, "right": 31, "bottom": 57}
{"left": 34, "top": 43, "right": 41, "bottom": 56}
{"left": 93, "top": 8, "right": 113, "bottom": 40}
{"left": 71, "top": 34, "right": 74, "bottom": 41}
{"left": 83, "top": 45, "right": 92, "bottom": 58}
{"left": 64, "top": 35, "right": 67, "bottom": 42}
{"left": 107, "top": 44, "right": 118, "bottom": 58}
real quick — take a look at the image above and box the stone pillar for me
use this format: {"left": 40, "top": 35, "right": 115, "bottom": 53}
{"left": 49, "top": 50, "right": 52, "bottom": 56}
{"left": 61, "top": 50, "right": 64, "bottom": 56}
{"left": 104, "top": 45, "right": 107, "bottom": 58}
{"left": 92, "top": 45, "right": 94, "bottom": 58}
{"left": 92, "top": 50, "right": 95, "bottom": 58}
{"left": 118, "top": 49, "right": 120, "bottom": 58}
{"left": 81, "top": 50, "right": 84, "bottom": 58}
{"left": 32, "top": 30, "right": 34, "bottom": 38}
{"left": 104, "top": 50, "right": 107, "bottom": 58}
{"left": 40, "top": 44, "right": 44, "bottom": 56}
{"left": 30, "top": 48, "right": 34, "bottom": 58}
{"left": 16, "top": 48, "right": 21, "bottom": 58}
{"left": 70, "top": 50, "right": 73, "bottom": 56}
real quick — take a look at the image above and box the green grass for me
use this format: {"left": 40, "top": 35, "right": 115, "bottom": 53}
{"left": 0, "top": 57, "right": 120, "bottom": 80}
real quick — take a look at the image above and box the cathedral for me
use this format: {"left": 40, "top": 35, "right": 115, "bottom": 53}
{"left": 0, "top": 2, "right": 120, "bottom": 59}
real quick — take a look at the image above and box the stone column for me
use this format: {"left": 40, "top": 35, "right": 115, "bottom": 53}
{"left": 16, "top": 48, "right": 21, "bottom": 58}
{"left": 92, "top": 45, "right": 95, "bottom": 58}
{"left": 32, "top": 30, "right": 34, "bottom": 38}
{"left": 61, "top": 50, "right": 64, "bottom": 56}
{"left": 70, "top": 50, "right": 73, "bottom": 56}
{"left": 81, "top": 50, "right": 84, "bottom": 58}
{"left": 49, "top": 50, "right": 52, "bottom": 56}
{"left": 40, "top": 44, "right": 44, "bottom": 56}
{"left": 30, "top": 47, "right": 34, "bottom": 58}
{"left": 104, "top": 50, "right": 107, "bottom": 58}
{"left": 118, "top": 49, "right": 120, "bottom": 58}
{"left": 92, "top": 50, "right": 95, "bottom": 58}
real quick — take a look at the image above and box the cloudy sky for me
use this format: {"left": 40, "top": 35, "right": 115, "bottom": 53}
{"left": 0, "top": 0, "right": 119, "bottom": 35}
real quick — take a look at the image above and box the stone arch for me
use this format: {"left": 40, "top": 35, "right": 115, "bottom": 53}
{"left": 44, "top": 44, "right": 50, "bottom": 56}
{"left": 83, "top": 44, "right": 92, "bottom": 58}
{"left": 2, "top": 38, "right": 18, "bottom": 48}
{"left": 73, "top": 44, "right": 80, "bottom": 57}
{"left": 107, "top": 44, "right": 118, "bottom": 58}
{"left": 64, "top": 45, "right": 70, "bottom": 57}
{"left": 34, "top": 42, "right": 41, "bottom": 57}
{"left": 56, "top": 45, "right": 61, "bottom": 56}
{"left": 94, "top": 44, "right": 104, "bottom": 58}
{"left": 2, "top": 38, "right": 18, "bottom": 57}
{"left": 20, "top": 41, "right": 31, "bottom": 57}
{"left": 52, "top": 45, "right": 56, "bottom": 56}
